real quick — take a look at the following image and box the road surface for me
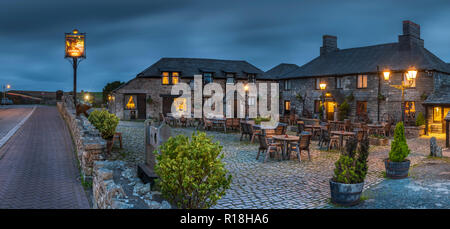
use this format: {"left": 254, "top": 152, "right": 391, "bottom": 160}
{"left": 0, "top": 105, "right": 90, "bottom": 209}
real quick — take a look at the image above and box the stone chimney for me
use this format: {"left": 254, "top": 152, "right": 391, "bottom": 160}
{"left": 320, "top": 35, "right": 338, "bottom": 55}
{"left": 399, "top": 20, "right": 424, "bottom": 50}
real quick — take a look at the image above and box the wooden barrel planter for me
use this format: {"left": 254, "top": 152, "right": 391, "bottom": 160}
{"left": 329, "top": 180, "right": 364, "bottom": 206}
{"left": 384, "top": 159, "right": 410, "bottom": 179}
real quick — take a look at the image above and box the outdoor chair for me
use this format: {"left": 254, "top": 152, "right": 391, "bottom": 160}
{"left": 382, "top": 122, "right": 392, "bottom": 137}
{"left": 263, "top": 129, "right": 276, "bottom": 139}
{"left": 257, "top": 133, "right": 282, "bottom": 162}
{"left": 240, "top": 122, "right": 251, "bottom": 141}
{"left": 275, "top": 124, "right": 287, "bottom": 135}
{"left": 289, "top": 112, "right": 296, "bottom": 125}
{"left": 289, "top": 134, "right": 312, "bottom": 163}
{"left": 179, "top": 116, "right": 187, "bottom": 127}
{"left": 329, "top": 135, "right": 340, "bottom": 150}
{"left": 318, "top": 128, "right": 331, "bottom": 150}
{"left": 249, "top": 124, "right": 261, "bottom": 143}
{"left": 225, "top": 118, "right": 233, "bottom": 130}
{"left": 203, "top": 117, "right": 213, "bottom": 130}
{"left": 232, "top": 118, "right": 240, "bottom": 130}
{"left": 296, "top": 122, "right": 305, "bottom": 136}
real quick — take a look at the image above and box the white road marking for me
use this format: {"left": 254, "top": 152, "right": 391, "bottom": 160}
{"left": 0, "top": 106, "right": 36, "bottom": 149}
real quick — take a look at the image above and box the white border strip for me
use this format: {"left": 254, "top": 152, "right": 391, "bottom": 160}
{"left": 0, "top": 106, "right": 36, "bottom": 149}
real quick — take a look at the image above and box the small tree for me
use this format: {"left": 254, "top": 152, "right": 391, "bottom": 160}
{"left": 415, "top": 112, "right": 425, "bottom": 126}
{"left": 102, "top": 81, "right": 124, "bottom": 104}
{"left": 155, "top": 132, "right": 232, "bottom": 209}
{"left": 389, "top": 122, "right": 410, "bottom": 162}
{"left": 88, "top": 109, "right": 119, "bottom": 139}
{"left": 333, "top": 137, "right": 369, "bottom": 184}
{"left": 338, "top": 100, "right": 350, "bottom": 121}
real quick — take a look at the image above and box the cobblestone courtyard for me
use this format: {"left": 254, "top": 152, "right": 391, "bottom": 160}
{"left": 114, "top": 121, "right": 445, "bottom": 209}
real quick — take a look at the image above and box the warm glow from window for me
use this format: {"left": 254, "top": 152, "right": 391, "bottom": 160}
{"left": 174, "top": 98, "right": 187, "bottom": 112}
{"left": 434, "top": 106, "right": 442, "bottom": 122}
{"left": 383, "top": 71, "right": 390, "bottom": 81}
{"left": 172, "top": 76, "right": 179, "bottom": 84}
{"left": 405, "top": 102, "right": 415, "bottom": 114}
{"left": 407, "top": 69, "right": 417, "bottom": 80}
{"left": 357, "top": 75, "right": 367, "bottom": 88}
{"left": 319, "top": 83, "right": 327, "bottom": 90}
{"left": 285, "top": 101, "right": 291, "bottom": 111}
{"left": 126, "top": 96, "right": 136, "bottom": 109}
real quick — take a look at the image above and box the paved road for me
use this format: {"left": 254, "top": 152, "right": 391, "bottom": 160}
{"left": 0, "top": 105, "right": 35, "bottom": 141}
{"left": 0, "top": 106, "right": 90, "bottom": 209}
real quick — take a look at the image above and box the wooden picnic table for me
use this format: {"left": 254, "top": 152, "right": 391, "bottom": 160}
{"left": 330, "top": 131, "right": 356, "bottom": 150}
{"left": 367, "top": 124, "right": 384, "bottom": 135}
{"left": 272, "top": 135, "right": 300, "bottom": 160}
{"left": 209, "top": 117, "right": 227, "bottom": 132}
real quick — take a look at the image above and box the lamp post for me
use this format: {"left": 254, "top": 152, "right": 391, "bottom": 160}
{"left": 381, "top": 67, "right": 417, "bottom": 122}
{"left": 244, "top": 83, "right": 249, "bottom": 120}
{"left": 65, "top": 29, "right": 86, "bottom": 109}
{"left": 319, "top": 82, "right": 327, "bottom": 121}
{"left": 2, "top": 84, "right": 10, "bottom": 105}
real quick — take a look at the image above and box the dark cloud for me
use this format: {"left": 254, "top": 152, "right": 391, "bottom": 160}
{"left": 1, "top": 0, "right": 450, "bottom": 91}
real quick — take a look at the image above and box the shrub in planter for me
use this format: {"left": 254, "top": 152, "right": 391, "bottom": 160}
{"left": 415, "top": 112, "right": 425, "bottom": 127}
{"left": 330, "top": 137, "right": 369, "bottom": 206}
{"left": 338, "top": 100, "right": 350, "bottom": 121}
{"left": 88, "top": 109, "right": 119, "bottom": 140}
{"left": 154, "top": 132, "right": 232, "bottom": 209}
{"left": 368, "top": 134, "right": 389, "bottom": 146}
{"left": 385, "top": 122, "right": 411, "bottom": 179}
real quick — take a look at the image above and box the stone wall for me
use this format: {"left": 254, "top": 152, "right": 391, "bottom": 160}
{"left": 92, "top": 160, "right": 172, "bottom": 209}
{"left": 57, "top": 97, "right": 106, "bottom": 181}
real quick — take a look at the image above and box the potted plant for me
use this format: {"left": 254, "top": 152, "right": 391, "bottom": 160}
{"left": 385, "top": 122, "right": 410, "bottom": 179}
{"left": 88, "top": 109, "right": 120, "bottom": 153}
{"left": 368, "top": 134, "right": 389, "bottom": 146}
{"left": 415, "top": 112, "right": 426, "bottom": 135}
{"left": 338, "top": 100, "right": 350, "bottom": 121}
{"left": 330, "top": 137, "right": 369, "bottom": 206}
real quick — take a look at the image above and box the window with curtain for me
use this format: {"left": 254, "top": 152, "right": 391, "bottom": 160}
{"left": 357, "top": 75, "right": 367, "bottom": 88}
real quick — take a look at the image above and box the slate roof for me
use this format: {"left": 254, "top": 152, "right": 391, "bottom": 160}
{"left": 137, "top": 57, "right": 264, "bottom": 79}
{"left": 262, "top": 63, "right": 300, "bottom": 80}
{"left": 282, "top": 43, "right": 450, "bottom": 79}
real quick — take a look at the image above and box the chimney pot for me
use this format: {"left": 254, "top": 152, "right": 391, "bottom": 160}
{"left": 320, "top": 35, "right": 338, "bottom": 55}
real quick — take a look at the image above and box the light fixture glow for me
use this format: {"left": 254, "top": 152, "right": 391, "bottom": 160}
{"left": 383, "top": 71, "right": 391, "bottom": 81}
{"left": 319, "top": 82, "right": 327, "bottom": 90}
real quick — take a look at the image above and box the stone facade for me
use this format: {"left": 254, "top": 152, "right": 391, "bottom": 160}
{"left": 111, "top": 77, "right": 275, "bottom": 120}
{"left": 57, "top": 97, "right": 106, "bottom": 180}
{"left": 280, "top": 71, "right": 433, "bottom": 123}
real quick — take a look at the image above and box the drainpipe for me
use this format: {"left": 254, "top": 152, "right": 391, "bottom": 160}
{"left": 377, "top": 66, "right": 381, "bottom": 123}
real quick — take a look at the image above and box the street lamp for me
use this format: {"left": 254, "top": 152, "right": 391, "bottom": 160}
{"left": 382, "top": 67, "right": 418, "bottom": 122}
{"left": 2, "top": 84, "right": 11, "bottom": 105}
{"left": 65, "top": 29, "right": 86, "bottom": 109}
{"left": 244, "top": 83, "right": 249, "bottom": 120}
{"left": 319, "top": 81, "right": 327, "bottom": 121}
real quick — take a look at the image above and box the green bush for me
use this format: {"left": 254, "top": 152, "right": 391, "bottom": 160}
{"left": 88, "top": 109, "right": 119, "bottom": 139}
{"left": 338, "top": 100, "right": 350, "bottom": 121}
{"left": 154, "top": 132, "right": 232, "bottom": 209}
{"left": 389, "top": 122, "right": 410, "bottom": 162}
{"left": 415, "top": 112, "right": 425, "bottom": 126}
{"left": 253, "top": 116, "right": 271, "bottom": 124}
{"left": 333, "top": 137, "right": 369, "bottom": 184}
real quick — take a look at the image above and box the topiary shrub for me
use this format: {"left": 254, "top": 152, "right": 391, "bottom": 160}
{"left": 88, "top": 109, "right": 119, "bottom": 139}
{"left": 333, "top": 137, "right": 369, "bottom": 184}
{"left": 154, "top": 132, "right": 232, "bottom": 209}
{"left": 389, "top": 122, "right": 410, "bottom": 162}
{"left": 415, "top": 112, "right": 425, "bottom": 126}
{"left": 338, "top": 100, "right": 350, "bottom": 121}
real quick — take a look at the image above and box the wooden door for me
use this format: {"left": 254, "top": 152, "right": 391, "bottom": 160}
{"left": 162, "top": 97, "right": 174, "bottom": 115}
{"left": 137, "top": 94, "right": 146, "bottom": 119}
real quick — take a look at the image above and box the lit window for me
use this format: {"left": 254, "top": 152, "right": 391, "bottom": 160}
{"left": 403, "top": 73, "right": 416, "bottom": 87}
{"left": 162, "top": 72, "right": 169, "bottom": 85}
{"left": 404, "top": 101, "right": 416, "bottom": 115}
{"left": 357, "top": 75, "right": 367, "bottom": 88}
{"left": 433, "top": 106, "right": 442, "bottom": 122}
{"left": 125, "top": 95, "right": 136, "bottom": 110}
{"left": 285, "top": 100, "right": 291, "bottom": 111}
{"left": 172, "top": 72, "right": 179, "bottom": 85}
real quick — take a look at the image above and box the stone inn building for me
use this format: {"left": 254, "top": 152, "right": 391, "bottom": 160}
{"left": 276, "top": 20, "right": 450, "bottom": 134}
{"left": 110, "top": 57, "right": 276, "bottom": 120}
{"left": 110, "top": 20, "right": 450, "bottom": 134}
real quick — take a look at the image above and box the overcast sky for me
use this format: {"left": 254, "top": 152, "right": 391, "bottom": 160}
{"left": 1, "top": 0, "right": 450, "bottom": 92}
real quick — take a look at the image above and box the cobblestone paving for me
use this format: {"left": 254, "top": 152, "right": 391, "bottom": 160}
{"left": 115, "top": 121, "right": 441, "bottom": 209}
{"left": 0, "top": 106, "right": 90, "bottom": 209}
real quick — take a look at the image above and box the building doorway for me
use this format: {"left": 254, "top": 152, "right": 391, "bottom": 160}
{"left": 137, "top": 94, "right": 146, "bottom": 119}
{"left": 162, "top": 96, "right": 174, "bottom": 115}
{"left": 325, "top": 101, "right": 336, "bottom": 120}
